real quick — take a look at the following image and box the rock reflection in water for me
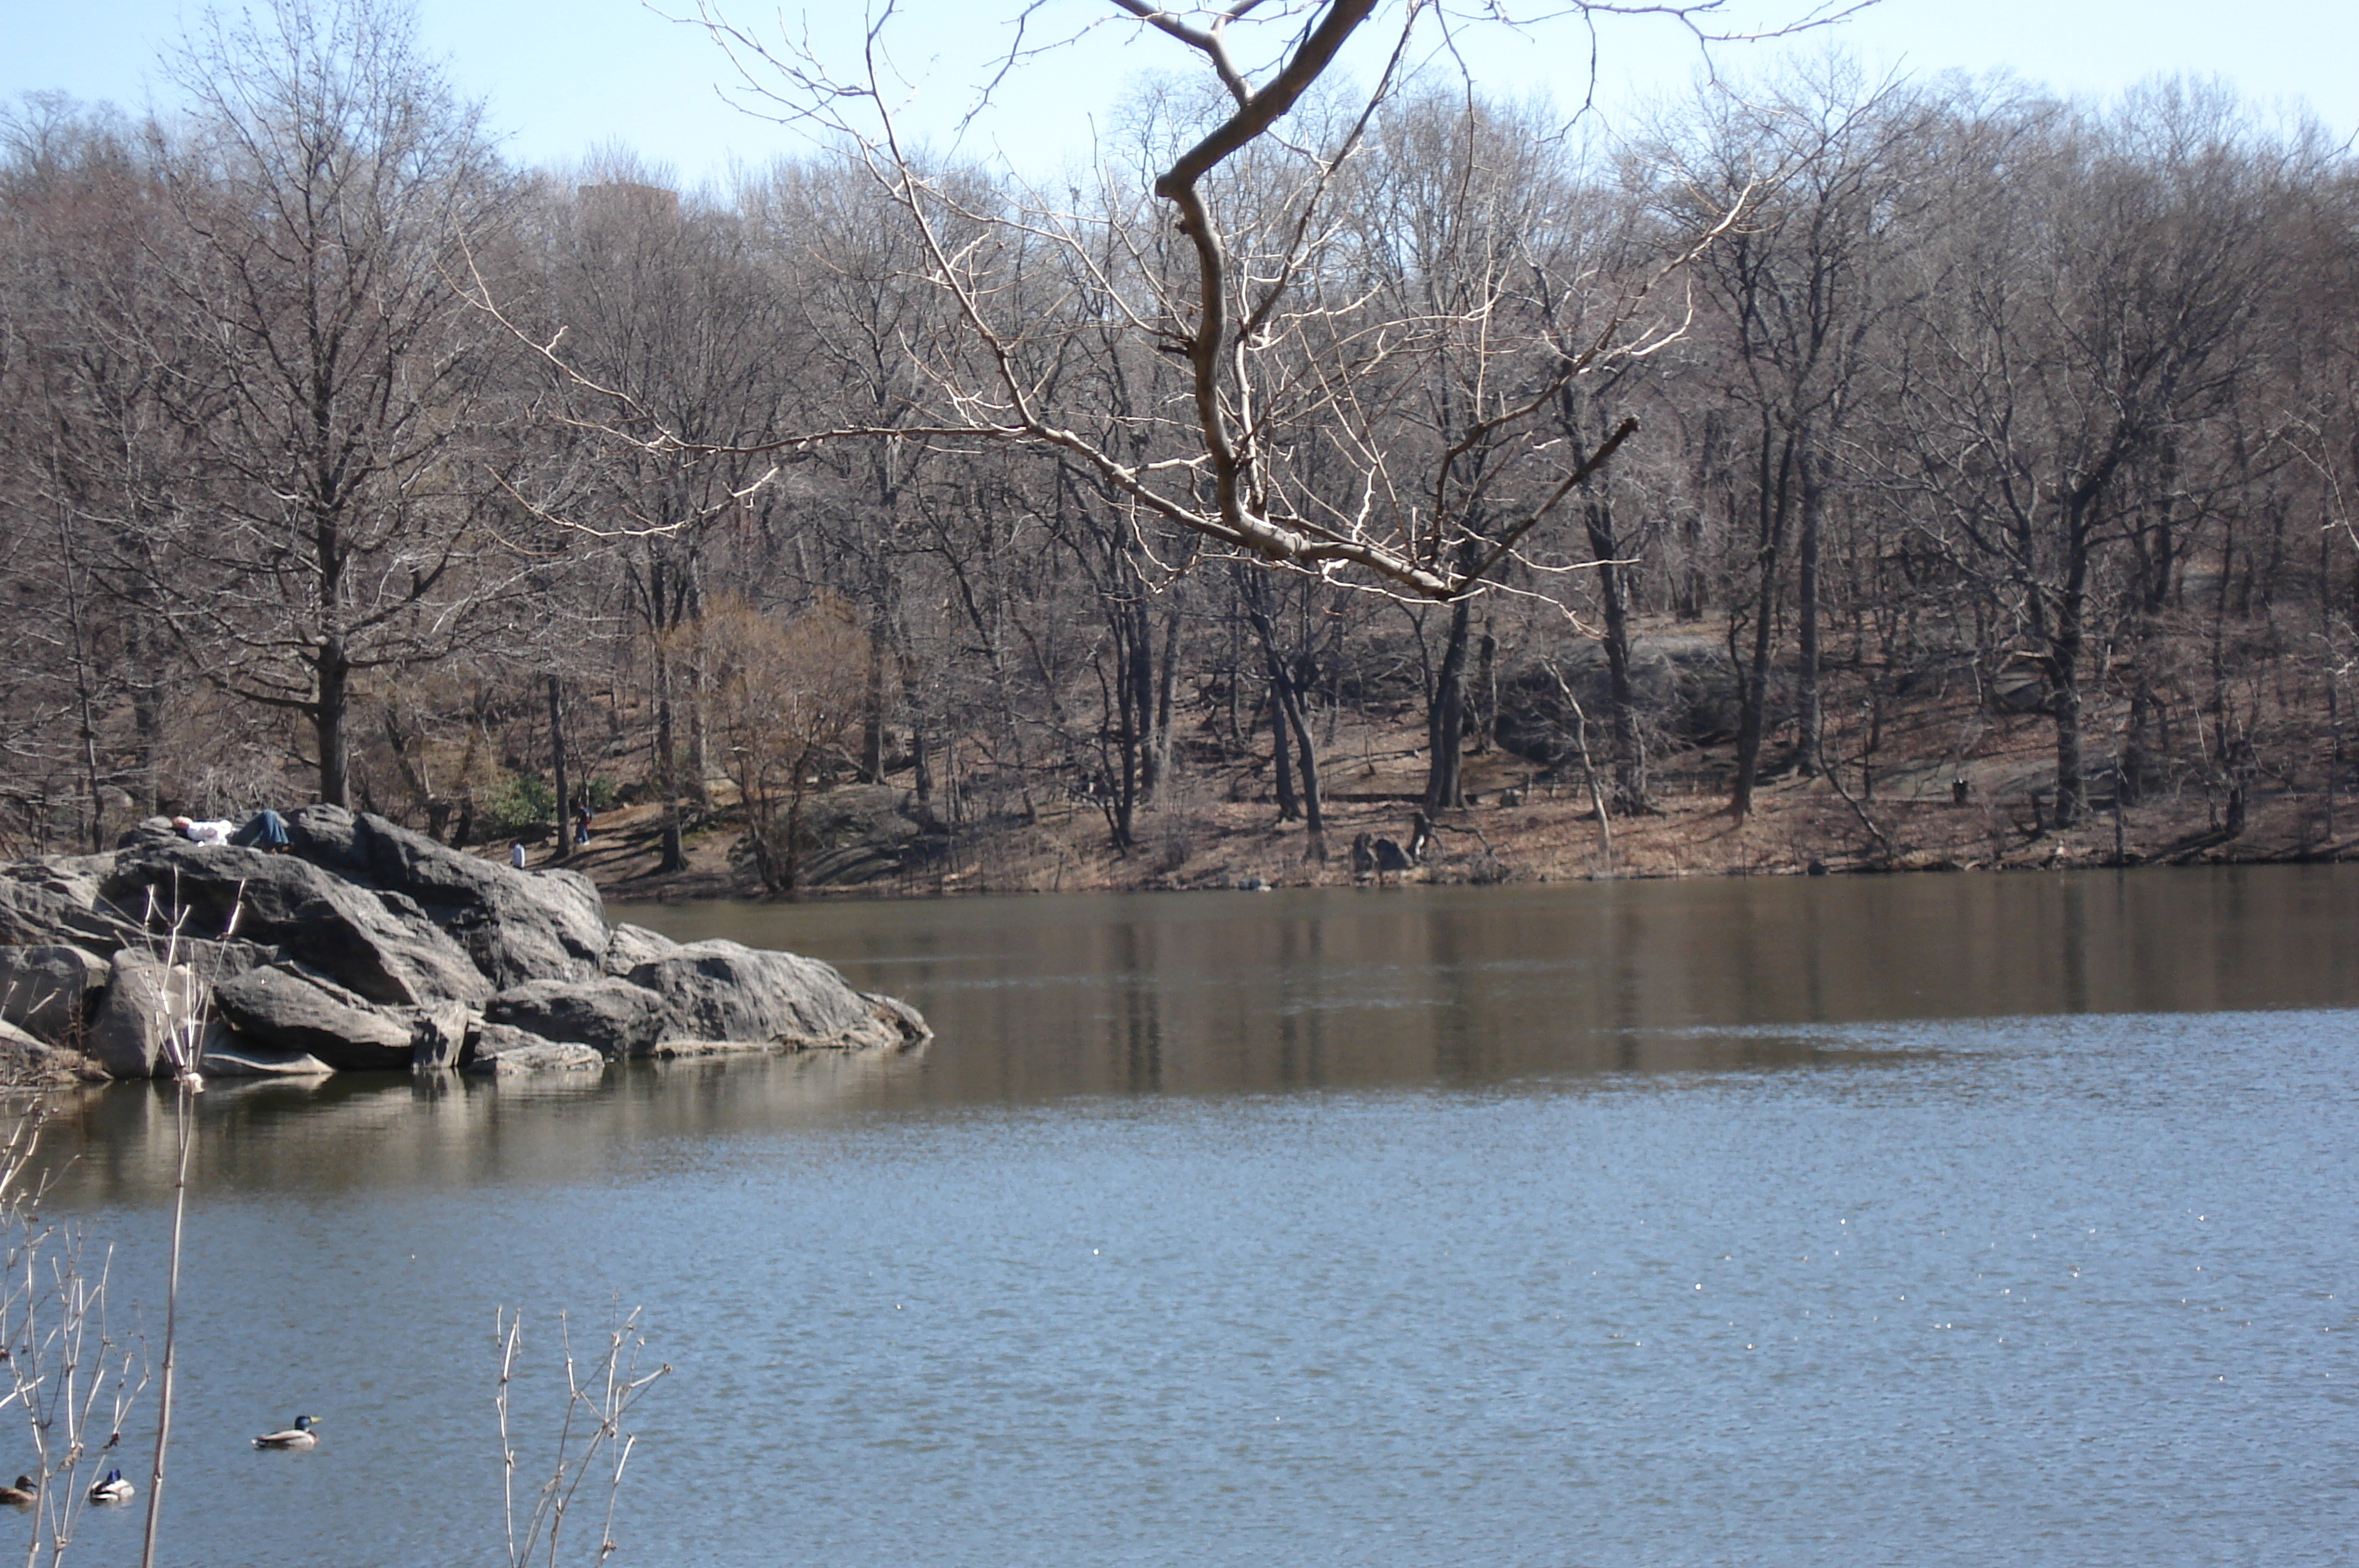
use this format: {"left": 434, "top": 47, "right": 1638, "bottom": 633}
{"left": 31, "top": 865, "right": 2359, "bottom": 1205}
{"left": 32, "top": 1045, "right": 926, "bottom": 1206}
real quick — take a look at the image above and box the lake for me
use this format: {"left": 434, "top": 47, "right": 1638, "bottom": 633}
{"left": 18, "top": 866, "right": 2359, "bottom": 1566}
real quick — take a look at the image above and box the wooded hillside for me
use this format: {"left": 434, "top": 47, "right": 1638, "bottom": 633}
{"left": 6, "top": 0, "right": 2356, "bottom": 888}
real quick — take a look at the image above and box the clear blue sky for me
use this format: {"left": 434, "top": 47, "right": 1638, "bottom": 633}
{"left": 5, "top": 0, "right": 2355, "bottom": 189}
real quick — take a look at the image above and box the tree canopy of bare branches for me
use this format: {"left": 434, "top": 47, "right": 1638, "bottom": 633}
{"left": 584, "top": 2, "right": 1863, "bottom": 606}
{"left": 13, "top": 0, "right": 2359, "bottom": 878}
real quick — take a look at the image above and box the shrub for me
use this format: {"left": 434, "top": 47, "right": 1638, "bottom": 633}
{"left": 483, "top": 772, "right": 557, "bottom": 834}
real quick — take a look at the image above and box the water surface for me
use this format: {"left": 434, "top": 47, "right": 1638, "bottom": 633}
{"left": 22, "top": 867, "right": 2359, "bottom": 1566}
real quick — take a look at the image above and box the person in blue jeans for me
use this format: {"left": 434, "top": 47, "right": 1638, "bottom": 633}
{"left": 230, "top": 808, "right": 292, "bottom": 851}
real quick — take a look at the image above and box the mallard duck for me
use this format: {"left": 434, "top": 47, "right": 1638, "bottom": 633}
{"left": 88, "top": 1469, "right": 132, "bottom": 1504}
{"left": 0, "top": 1476, "right": 34, "bottom": 1507}
{"left": 252, "top": 1415, "right": 319, "bottom": 1449}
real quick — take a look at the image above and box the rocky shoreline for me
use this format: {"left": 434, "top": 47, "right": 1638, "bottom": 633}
{"left": 567, "top": 773, "right": 2351, "bottom": 905}
{"left": 0, "top": 805, "right": 930, "bottom": 1088}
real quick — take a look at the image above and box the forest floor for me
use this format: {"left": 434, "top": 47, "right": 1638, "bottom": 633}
{"left": 542, "top": 705, "right": 2356, "bottom": 903}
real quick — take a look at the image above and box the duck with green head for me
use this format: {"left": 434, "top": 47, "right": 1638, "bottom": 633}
{"left": 88, "top": 1469, "right": 132, "bottom": 1504}
{"left": 253, "top": 1415, "right": 320, "bottom": 1449}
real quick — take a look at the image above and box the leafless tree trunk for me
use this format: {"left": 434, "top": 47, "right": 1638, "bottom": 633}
{"left": 140, "top": 0, "right": 516, "bottom": 807}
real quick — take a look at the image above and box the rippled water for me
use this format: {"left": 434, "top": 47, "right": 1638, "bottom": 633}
{"left": 22, "top": 867, "right": 2359, "bottom": 1566}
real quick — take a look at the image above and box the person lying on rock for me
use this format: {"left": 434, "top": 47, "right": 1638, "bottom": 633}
{"left": 172, "top": 815, "right": 237, "bottom": 845}
{"left": 230, "top": 808, "right": 293, "bottom": 852}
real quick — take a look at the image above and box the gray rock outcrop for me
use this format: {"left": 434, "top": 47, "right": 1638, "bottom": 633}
{"left": 0, "top": 944, "right": 111, "bottom": 1041}
{"left": 287, "top": 807, "right": 608, "bottom": 988}
{"left": 0, "top": 871, "right": 144, "bottom": 953}
{"left": 0, "top": 807, "right": 928, "bottom": 1083}
{"left": 1494, "top": 636, "right": 1748, "bottom": 763}
{"left": 862, "top": 991, "right": 932, "bottom": 1046}
{"left": 627, "top": 939, "right": 927, "bottom": 1050}
{"left": 210, "top": 963, "right": 418, "bottom": 1073}
{"left": 86, "top": 951, "right": 205, "bottom": 1080}
{"left": 599, "top": 923, "right": 680, "bottom": 977}
{"left": 101, "top": 843, "right": 491, "bottom": 1008}
{"left": 410, "top": 1001, "right": 472, "bottom": 1072}
{"left": 465, "top": 1024, "right": 604, "bottom": 1075}
{"left": 484, "top": 977, "right": 668, "bottom": 1060}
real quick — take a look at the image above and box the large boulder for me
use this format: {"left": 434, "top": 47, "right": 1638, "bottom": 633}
{"left": 464, "top": 1023, "right": 604, "bottom": 1076}
{"left": 5, "top": 854, "right": 117, "bottom": 907}
{"left": 85, "top": 950, "right": 205, "bottom": 1079}
{"left": 785, "top": 784, "right": 949, "bottom": 888}
{"left": 101, "top": 842, "right": 490, "bottom": 1008}
{"left": 287, "top": 807, "right": 608, "bottom": 988}
{"left": 599, "top": 923, "right": 679, "bottom": 977}
{"left": 0, "top": 944, "right": 111, "bottom": 1042}
{"left": 176, "top": 938, "right": 285, "bottom": 982}
{"left": 0, "top": 871, "right": 145, "bottom": 954}
{"left": 209, "top": 963, "right": 416, "bottom": 1073}
{"left": 483, "top": 977, "right": 668, "bottom": 1059}
{"left": 627, "top": 939, "right": 930, "bottom": 1050}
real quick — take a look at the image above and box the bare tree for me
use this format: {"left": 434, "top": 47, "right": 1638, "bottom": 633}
{"left": 649, "top": 3, "right": 1858, "bottom": 604}
{"left": 511, "top": 165, "right": 811, "bottom": 869}
{"left": 139, "top": 0, "right": 515, "bottom": 808}
{"left": 0, "top": 97, "right": 195, "bottom": 843}
{"left": 1658, "top": 61, "right": 1935, "bottom": 813}
{"left": 1326, "top": 90, "right": 1647, "bottom": 807}
{"left": 1891, "top": 85, "right": 2280, "bottom": 827}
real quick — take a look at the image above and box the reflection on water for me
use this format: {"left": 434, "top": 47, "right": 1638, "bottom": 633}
{"left": 15, "top": 865, "right": 2359, "bottom": 1567}
{"left": 629, "top": 863, "right": 2359, "bottom": 1096}
{"left": 49, "top": 865, "right": 2359, "bottom": 1206}
{"left": 40, "top": 1050, "right": 929, "bottom": 1203}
